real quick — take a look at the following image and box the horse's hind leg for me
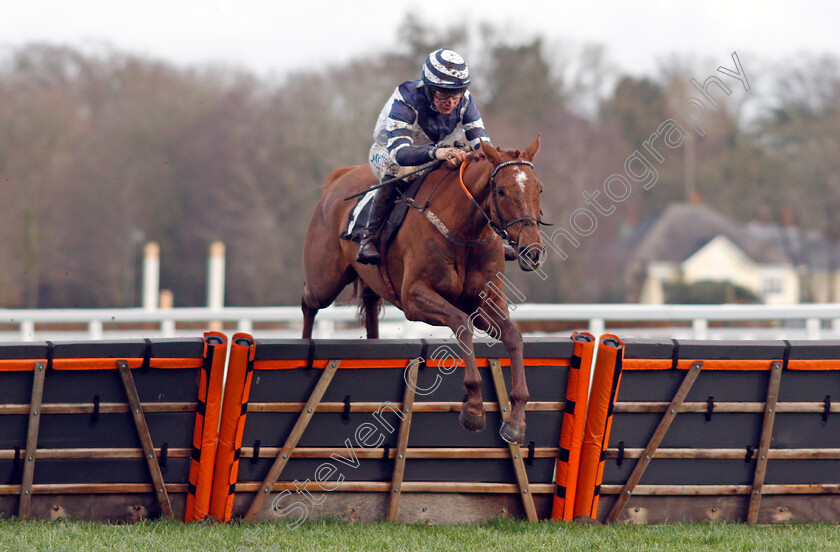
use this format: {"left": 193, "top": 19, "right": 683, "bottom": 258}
{"left": 302, "top": 212, "right": 357, "bottom": 338}
{"left": 301, "top": 298, "right": 318, "bottom": 339}
{"left": 361, "top": 286, "right": 382, "bottom": 339}
{"left": 301, "top": 269, "right": 356, "bottom": 339}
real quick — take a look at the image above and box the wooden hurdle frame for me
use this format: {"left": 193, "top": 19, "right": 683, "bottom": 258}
{"left": 240, "top": 355, "right": 548, "bottom": 522}
{"left": 599, "top": 339, "right": 840, "bottom": 524}
{"left": 0, "top": 338, "right": 217, "bottom": 522}
{"left": 4, "top": 335, "right": 840, "bottom": 524}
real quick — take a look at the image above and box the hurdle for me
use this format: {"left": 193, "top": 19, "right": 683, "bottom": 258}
{"left": 0, "top": 335, "right": 226, "bottom": 521}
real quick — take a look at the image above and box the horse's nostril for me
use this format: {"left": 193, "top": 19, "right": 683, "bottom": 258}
{"left": 517, "top": 245, "right": 544, "bottom": 271}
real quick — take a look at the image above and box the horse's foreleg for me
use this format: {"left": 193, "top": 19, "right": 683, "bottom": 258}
{"left": 404, "top": 281, "right": 485, "bottom": 432}
{"left": 471, "top": 301, "right": 529, "bottom": 445}
{"left": 498, "top": 320, "right": 528, "bottom": 445}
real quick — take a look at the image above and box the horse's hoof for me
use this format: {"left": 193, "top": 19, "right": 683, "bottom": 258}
{"left": 499, "top": 421, "right": 526, "bottom": 445}
{"left": 459, "top": 408, "right": 486, "bottom": 432}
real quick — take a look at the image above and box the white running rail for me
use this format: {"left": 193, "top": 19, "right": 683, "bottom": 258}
{"left": 3, "top": 304, "right": 840, "bottom": 341}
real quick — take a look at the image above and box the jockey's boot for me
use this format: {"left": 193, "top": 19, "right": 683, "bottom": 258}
{"left": 355, "top": 181, "right": 399, "bottom": 265}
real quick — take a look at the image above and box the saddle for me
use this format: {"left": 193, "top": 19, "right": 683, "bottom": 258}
{"left": 339, "top": 174, "right": 428, "bottom": 245}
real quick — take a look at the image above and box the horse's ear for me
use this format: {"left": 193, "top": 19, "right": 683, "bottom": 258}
{"left": 480, "top": 140, "right": 502, "bottom": 165}
{"left": 522, "top": 133, "right": 541, "bottom": 161}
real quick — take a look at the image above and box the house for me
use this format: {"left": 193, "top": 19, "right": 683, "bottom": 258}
{"left": 621, "top": 202, "right": 836, "bottom": 304}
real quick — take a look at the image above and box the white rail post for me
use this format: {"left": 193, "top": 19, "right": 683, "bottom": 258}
{"left": 589, "top": 318, "right": 605, "bottom": 341}
{"left": 237, "top": 319, "right": 253, "bottom": 334}
{"left": 88, "top": 320, "right": 104, "bottom": 340}
{"left": 692, "top": 318, "right": 708, "bottom": 339}
{"left": 806, "top": 318, "right": 821, "bottom": 340}
{"left": 207, "top": 241, "right": 225, "bottom": 331}
{"left": 160, "top": 290, "right": 175, "bottom": 337}
{"left": 20, "top": 320, "right": 35, "bottom": 342}
{"left": 142, "top": 242, "right": 160, "bottom": 311}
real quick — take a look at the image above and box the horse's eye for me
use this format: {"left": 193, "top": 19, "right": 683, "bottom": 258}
{"left": 496, "top": 188, "right": 506, "bottom": 197}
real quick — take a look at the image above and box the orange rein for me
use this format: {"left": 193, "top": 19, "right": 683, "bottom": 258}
{"left": 456, "top": 156, "right": 499, "bottom": 241}
{"left": 459, "top": 157, "right": 475, "bottom": 200}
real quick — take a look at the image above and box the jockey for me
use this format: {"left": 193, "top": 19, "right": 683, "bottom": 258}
{"left": 356, "top": 48, "right": 491, "bottom": 265}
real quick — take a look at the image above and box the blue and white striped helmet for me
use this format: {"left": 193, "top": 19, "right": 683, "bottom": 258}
{"left": 422, "top": 49, "right": 470, "bottom": 90}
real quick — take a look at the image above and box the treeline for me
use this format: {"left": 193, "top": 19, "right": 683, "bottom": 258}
{"left": 1, "top": 17, "right": 839, "bottom": 308}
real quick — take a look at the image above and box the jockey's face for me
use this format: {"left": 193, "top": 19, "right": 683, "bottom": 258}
{"left": 432, "top": 89, "right": 463, "bottom": 115}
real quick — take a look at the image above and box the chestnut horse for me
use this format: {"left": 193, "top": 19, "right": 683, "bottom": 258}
{"left": 301, "top": 136, "right": 545, "bottom": 445}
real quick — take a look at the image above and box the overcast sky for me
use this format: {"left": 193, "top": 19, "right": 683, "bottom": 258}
{"left": 1, "top": 0, "right": 838, "bottom": 80}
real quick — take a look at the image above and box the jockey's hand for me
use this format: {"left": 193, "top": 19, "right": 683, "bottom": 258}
{"left": 435, "top": 147, "right": 469, "bottom": 168}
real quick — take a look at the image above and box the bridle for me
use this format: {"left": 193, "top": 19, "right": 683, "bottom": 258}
{"left": 400, "top": 156, "right": 550, "bottom": 249}
{"left": 459, "top": 159, "right": 545, "bottom": 247}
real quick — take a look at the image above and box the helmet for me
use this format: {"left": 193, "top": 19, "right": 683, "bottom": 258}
{"left": 422, "top": 49, "right": 470, "bottom": 91}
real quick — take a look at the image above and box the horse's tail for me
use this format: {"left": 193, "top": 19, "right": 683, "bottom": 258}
{"left": 350, "top": 279, "right": 365, "bottom": 323}
{"left": 350, "top": 278, "right": 383, "bottom": 327}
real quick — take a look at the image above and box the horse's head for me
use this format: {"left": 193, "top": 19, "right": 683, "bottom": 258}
{"left": 480, "top": 135, "right": 546, "bottom": 272}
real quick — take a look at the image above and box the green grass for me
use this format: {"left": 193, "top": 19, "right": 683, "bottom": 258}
{"left": 0, "top": 518, "right": 838, "bottom": 552}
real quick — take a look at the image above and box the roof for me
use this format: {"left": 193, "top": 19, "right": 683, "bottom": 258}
{"left": 625, "top": 203, "right": 789, "bottom": 267}
{"left": 746, "top": 222, "right": 840, "bottom": 270}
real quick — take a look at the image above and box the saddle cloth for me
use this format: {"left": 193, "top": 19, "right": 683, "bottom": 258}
{"left": 339, "top": 174, "right": 427, "bottom": 245}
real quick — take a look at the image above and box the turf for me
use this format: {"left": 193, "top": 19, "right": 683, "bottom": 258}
{"left": 0, "top": 518, "right": 838, "bottom": 552}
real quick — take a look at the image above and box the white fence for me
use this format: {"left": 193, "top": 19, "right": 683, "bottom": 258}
{"left": 3, "top": 303, "right": 840, "bottom": 342}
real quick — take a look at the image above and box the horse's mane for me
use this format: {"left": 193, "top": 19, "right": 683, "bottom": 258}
{"left": 322, "top": 166, "right": 356, "bottom": 189}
